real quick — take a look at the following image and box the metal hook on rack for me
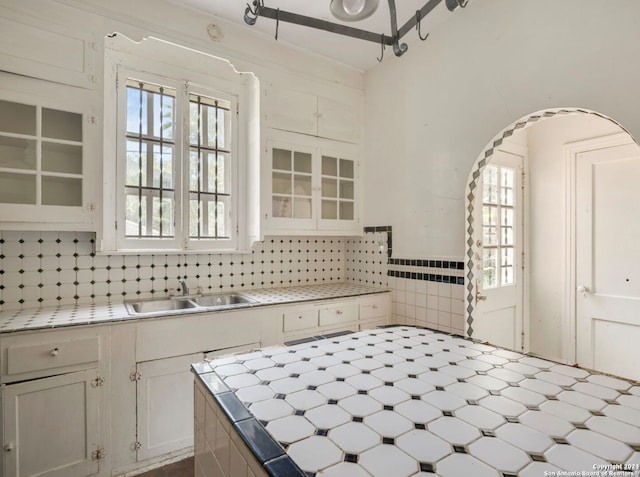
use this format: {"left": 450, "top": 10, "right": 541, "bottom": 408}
{"left": 376, "top": 34, "right": 385, "bottom": 62}
{"left": 415, "top": 10, "right": 429, "bottom": 41}
{"left": 243, "top": 0, "right": 263, "bottom": 25}
{"left": 275, "top": 8, "right": 280, "bottom": 40}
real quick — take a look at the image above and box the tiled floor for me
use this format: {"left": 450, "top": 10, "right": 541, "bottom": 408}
{"left": 203, "top": 326, "right": 640, "bottom": 477}
{"left": 136, "top": 457, "right": 194, "bottom": 477}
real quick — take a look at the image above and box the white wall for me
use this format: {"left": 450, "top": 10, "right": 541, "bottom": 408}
{"left": 363, "top": 0, "right": 640, "bottom": 259}
{"left": 526, "top": 114, "right": 622, "bottom": 361}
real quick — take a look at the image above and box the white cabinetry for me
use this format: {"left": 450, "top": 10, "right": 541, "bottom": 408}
{"left": 1, "top": 327, "right": 108, "bottom": 477}
{"left": 130, "top": 310, "right": 264, "bottom": 466}
{"left": 264, "top": 86, "right": 361, "bottom": 144}
{"left": 263, "top": 132, "right": 360, "bottom": 236}
{"left": 279, "top": 292, "right": 391, "bottom": 342}
{"left": 0, "top": 73, "right": 97, "bottom": 230}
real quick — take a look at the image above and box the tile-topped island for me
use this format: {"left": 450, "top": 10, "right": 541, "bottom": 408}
{"left": 193, "top": 326, "right": 640, "bottom": 477}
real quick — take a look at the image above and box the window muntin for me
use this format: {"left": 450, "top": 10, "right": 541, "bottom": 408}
{"left": 120, "top": 75, "right": 237, "bottom": 250}
{"left": 124, "top": 80, "right": 176, "bottom": 238}
{"left": 482, "top": 164, "right": 516, "bottom": 289}
{"left": 188, "top": 94, "right": 232, "bottom": 239}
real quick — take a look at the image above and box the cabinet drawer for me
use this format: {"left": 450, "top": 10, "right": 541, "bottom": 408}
{"left": 283, "top": 310, "right": 318, "bottom": 332}
{"left": 360, "top": 295, "right": 389, "bottom": 321}
{"left": 6, "top": 337, "right": 99, "bottom": 376}
{"left": 318, "top": 303, "right": 358, "bottom": 327}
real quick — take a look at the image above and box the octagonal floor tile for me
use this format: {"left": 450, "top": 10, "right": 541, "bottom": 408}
{"left": 248, "top": 398, "right": 293, "bottom": 422}
{"left": 255, "top": 366, "right": 290, "bottom": 382}
{"left": 288, "top": 436, "right": 342, "bottom": 473}
{"left": 345, "top": 373, "right": 384, "bottom": 391}
{"left": 371, "top": 366, "right": 407, "bottom": 383}
{"left": 422, "top": 390, "right": 467, "bottom": 411}
{"left": 478, "top": 395, "right": 527, "bottom": 418}
{"left": 458, "top": 359, "right": 494, "bottom": 373}
{"left": 325, "top": 363, "right": 360, "bottom": 379}
{"left": 224, "top": 373, "right": 261, "bottom": 390}
{"left": 428, "top": 417, "right": 481, "bottom": 445}
{"left": 317, "top": 381, "right": 357, "bottom": 401}
{"left": 519, "top": 356, "right": 554, "bottom": 369}
{"left": 351, "top": 358, "right": 384, "bottom": 372}
{"left": 519, "top": 378, "right": 562, "bottom": 397}
{"left": 567, "top": 429, "right": 632, "bottom": 462}
{"left": 602, "top": 403, "right": 640, "bottom": 427}
{"left": 519, "top": 410, "right": 575, "bottom": 437}
{"left": 502, "top": 361, "right": 540, "bottom": 376}
{"left": 369, "top": 386, "right": 411, "bottom": 406}
{"left": 557, "top": 390, "right": 606, "bottom": 411}
{"left": 455, "top": 405, "right": 505, "bottom": 430}
{"left": 587, "top": 374, "right": 631, "bottom": 391}
{"left": 285, "top": 389, "right": 327, "bottom": 411}
{"left": 495, "top": 423, "right": 554, "bottom": 454}
{"left": 235, "top": 384, "right": 275, "bottom": 404}
{"left": 573, "top": 382, "right": 620, "bottom": 400}
{"left": 468, "top": 375, "right": 509, "bottom": 392}
{"left": 539, "top": 400, "right": 592, "bottom": 424}
{"left": 549, "top": 364, "right": 589, "bottom": 379}
{"left": 436, "top": 453, "right": 500, "bottom": 477}
{"left": 396, "top": 429, "right": 450, "bottom": 462}
{"left": 306, "top": 404, "right": 351, "bottom": 429}
{"left": 395, "top": 377, "right": 434, "bottom": 396}
{"left": 268, "top": 377, "right": 307, "bottom": 395}
{"left": 328, "top": 422, "right": 380, "bottom": 454}
{"left": 299, "top": 370, "right": 335, "bottom": 387}
{"left": 487, "top": 368, "right": 526, "bottom": 384}
{"left": 501, "top": 386, "right": 546, "bottom": 407}
{"left": 446, "top": 382, "right": 489, "bottom": 401}
{"left": 395, "top": 399, "right": 441, "bottom": 424}
{"left": 439, "top": 364, "right": 477, "bottom": 380}
{"left": 364, "top": 410, "right": 413, "bottom": 438}
{"left": 318, "top": 462, "right": 371, "bottom": 477}
{"left": 243, "top": 357, "right": 275, "bottom": 371}
{"left": 545, "top": 444, "right": 608, "bottom": 471}
{"left": 617, "top": 394, "right": 640, "bottom": 411}
{"left": 587, "top": 416, "right": 640, "bottom": 443}
{"left": 338, "top": 394, "right": 383, "bottom": 417}
{"left": 359, "top": 444, "right": 418, "bottom": 477}
{"left": 469, "top": 436, "right": 530, "bottom": 473}
{"left": 266, "top": 415, "right": 315, "bottom": 444}
{"left": 418, "top": 371, "right": 458, "bottom": 387}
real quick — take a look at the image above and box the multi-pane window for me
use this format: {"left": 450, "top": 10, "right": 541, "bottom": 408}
{"left": 188, "top": 95, "right": 231, "bottom": 239}
{"left": 121, "top": 77, "right": 235, "bottom": 249}
{"left": 482, "top": 164, "right": 515, "bottom": 288}
{"left": 125, "top": 80, "right": 176, "bottom": 238}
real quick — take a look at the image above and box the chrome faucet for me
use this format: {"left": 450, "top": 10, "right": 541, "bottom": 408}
{"left": 179, "top": 280, "right": 188, "bottom": 296}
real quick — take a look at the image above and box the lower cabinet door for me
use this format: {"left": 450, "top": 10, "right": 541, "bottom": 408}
{"left": 136, "top": 353, "right": 203, "bottom": 462}
{"left": 2, "top": 368, "right": 101, "bottom": 477}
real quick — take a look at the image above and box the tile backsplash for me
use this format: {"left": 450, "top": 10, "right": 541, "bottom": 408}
{"left": 0, "top": 231, "right": 345, "bottom": 311}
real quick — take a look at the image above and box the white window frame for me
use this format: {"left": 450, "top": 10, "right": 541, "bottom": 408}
{"left": 101, "top": 36, "right": 260, "bottom": 254}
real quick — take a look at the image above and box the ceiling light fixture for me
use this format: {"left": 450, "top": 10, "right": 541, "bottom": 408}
{"left": 330, "top": 0, "right": 379, "bottom": 22}
{"left": 244, "top": 0, "right": 468, "bottom": 61}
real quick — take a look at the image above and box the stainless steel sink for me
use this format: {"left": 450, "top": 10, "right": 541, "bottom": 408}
{"left": 126, "top": 298, "right": 197, "bottom": 315}
{"left": 193, "top": 293, "right": 254, "bottom": 308}
{"left": 124, "top": 293, "right": 255, "bottom": 316}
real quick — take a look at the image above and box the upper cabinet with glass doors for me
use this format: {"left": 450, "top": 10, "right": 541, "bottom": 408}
{"left": 263, "top": 132, "right": 360, "bottom": 236}
{"left": 0, "top": 90, "right": 95, "bottom": 229}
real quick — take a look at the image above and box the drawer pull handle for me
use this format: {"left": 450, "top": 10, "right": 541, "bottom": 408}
{"left": 50, "top": 347, "right": 60, "bottom": 357}
{"left": 336, "top": 310, "right": 343, "bottom": 315}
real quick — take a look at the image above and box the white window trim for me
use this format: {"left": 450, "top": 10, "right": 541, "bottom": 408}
{"left": 100, "top": 35, "right": 260, "bottom": 254}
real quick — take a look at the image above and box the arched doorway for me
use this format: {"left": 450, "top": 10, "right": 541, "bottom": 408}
{"left": 465, "top": 107, "right": 640, "bottom": 379}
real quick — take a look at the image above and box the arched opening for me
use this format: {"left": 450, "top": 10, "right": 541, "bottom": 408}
{"left": 465, "top": 108, "right": 640, "bottom": 379}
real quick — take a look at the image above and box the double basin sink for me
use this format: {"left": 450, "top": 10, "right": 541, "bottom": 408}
{"left": 125, "top": 293, "right": 255, "bottom": 317}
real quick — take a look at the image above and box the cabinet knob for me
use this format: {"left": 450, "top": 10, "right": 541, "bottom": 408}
{"left": 298, "top": 316, "right": 303, "bottom": 319}
{"left": 336, "top": 310, "right": 343, "bottom": 315}
{"left": 4, "top": 443, "right": 14, "bottom": 452}
{"left": 372, "top": 305, "right": 378, "bottom": 309}
{"left": 50, "top": 347, "right": 60, "bottom": 357}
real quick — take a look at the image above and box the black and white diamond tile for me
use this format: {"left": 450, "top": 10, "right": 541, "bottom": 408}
{"left": 199, "top": 326, "right": 640, "bottom": 476}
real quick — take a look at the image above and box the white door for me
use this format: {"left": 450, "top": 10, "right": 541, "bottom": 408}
{"left": 136, "top": 352, "right": 202, "bottom": 462}
{"left": 2, "top": 369, "right": 100, "bottom": 477}
{"left": 474, "top": 148, "right": 525, "bottom": 350}
{"left": 576, "top": 142, "right": 640, "bottom": 380}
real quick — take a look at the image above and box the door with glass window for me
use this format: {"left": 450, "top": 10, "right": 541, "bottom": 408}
{"left": 473, "top": 149, "right": 525, "bottom": 350}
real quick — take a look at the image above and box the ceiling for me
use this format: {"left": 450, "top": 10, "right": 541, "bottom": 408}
{"left": 172, "top": 0, "right": 458, "bottom": 71}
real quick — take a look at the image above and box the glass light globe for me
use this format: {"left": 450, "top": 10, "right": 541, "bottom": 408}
{"left": 342, "top": 0, "right": 365, "bottom": 15}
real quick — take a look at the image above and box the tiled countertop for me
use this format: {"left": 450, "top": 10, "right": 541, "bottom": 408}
{"left": 0, "top": 283, "right": 387, "bottom": 333}
{"left": 193, "top": 326, "right": 640, "bottom": 477}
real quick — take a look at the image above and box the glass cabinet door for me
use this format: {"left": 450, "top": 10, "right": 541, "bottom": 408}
{"left": 0, "top": 99, "right": 83, "bottom": 207}
{"left": 271, "top": 147, "right": 313, "bottom": 220}
{"left": 320, "top": 155, "right": 355, "bottom": 221}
